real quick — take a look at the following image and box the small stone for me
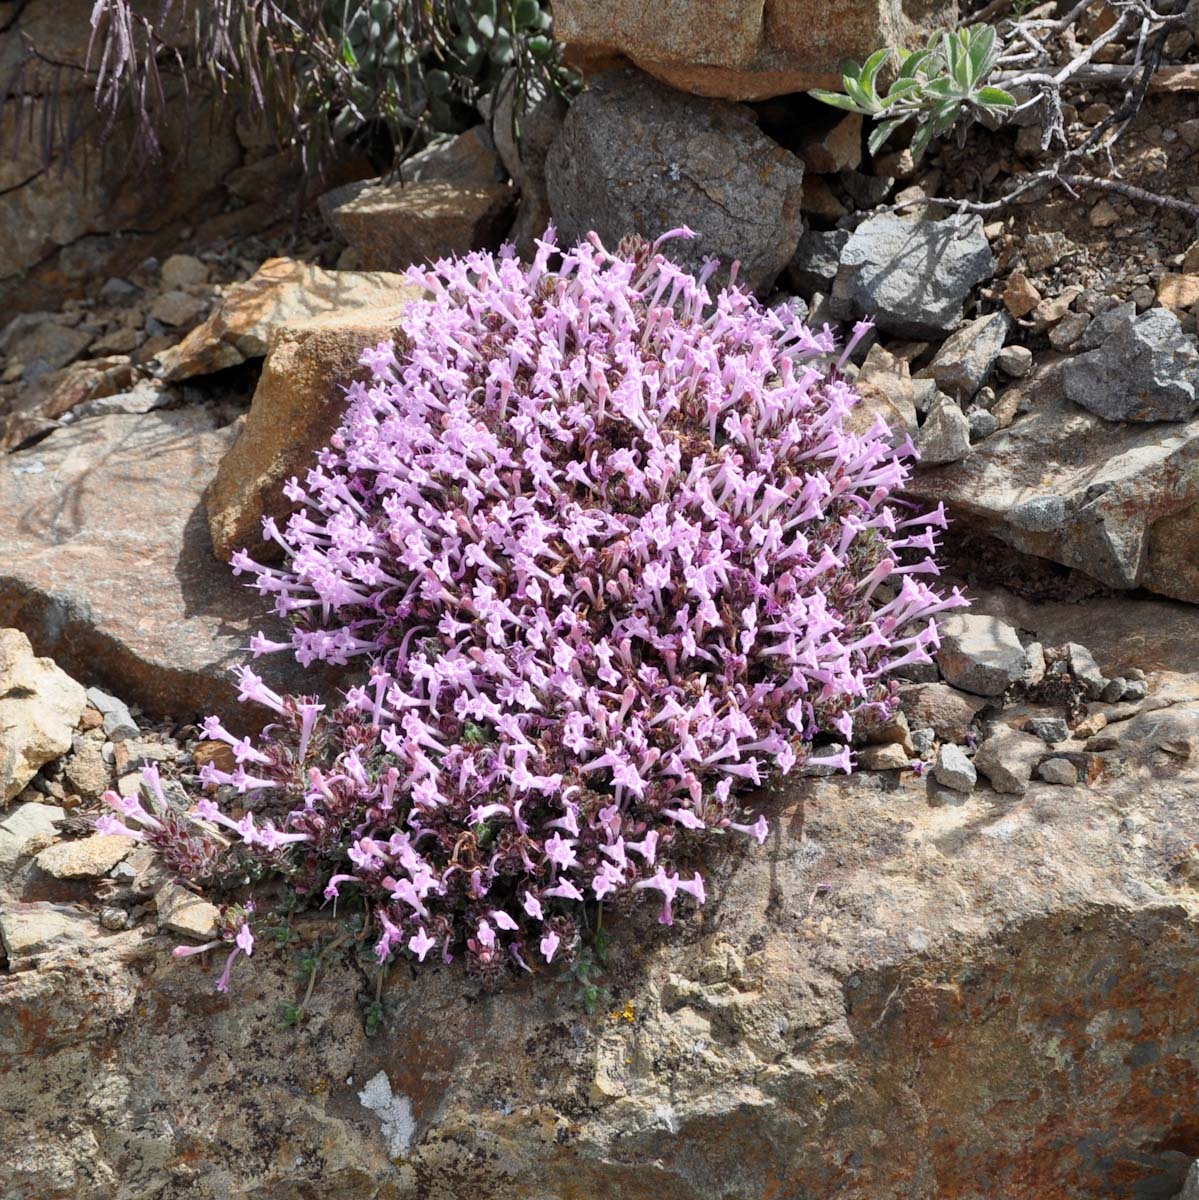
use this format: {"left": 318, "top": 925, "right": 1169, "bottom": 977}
{"left": 856, "top": 743, "right": 910, "bottom": 771}
{"left": 937, "top": 615, "right": 1028, "bottom": 696}
{"left": 909, "top": 727, "right": 936, "bottom": 756}
{"left": 1008, "top": 495, "right": 1067, "bottom": 532}
{"left": 996, "top": 345, "right": 1032, "bottom": 377}
{"left": 1023, "top": 642, "right": 1046, "bottom": 685}
{"left": 1047, "top": 311, "right": 1090, "bottom": 350}
{"left": 1088, "top": 200, "right": 1121, "bottom": 228}
{"left": 797, "top": 112, "right": 862, "bottom": 174}
{"left": 1078, "top": 301, "right": 1136, "bottom": 350}
{"left": 99, "top": 906, "right": 130, "bottom": 931}
{"left": 160, "top": 254, "right": 210, "bottom": 289}
{"left": 1131, "top": 285, "right": 1156, "bottom": 312}
{"left": 61, "top": 736, "right": 112, "bottom": 801}
{"left": 974, "top": 728, "right": 1044, "bottom": 794}
{"left": 967, "top": 408, "right": 998, "bottom": 441}
{"left": 933, "top": 744, "right": 976, "bottom": 793}
{"left": 1067, "top": 643, "right": 1107, "bottom": 699}
{"left": 1073, "top": 711, "right": 1108, "bottom": 740}
{"left": 1122, "top": 679, "right": 1148, "bottom": 701}
{"left": 898, "top": 683, "right": 986, "bottom": 743}
{"left": 1002, "top": 271, "right": 1041, "bottom": 318}
{"left": 923, "top": 312, "right": 1009, "bottom": 399}
{"left": 1157, "top": 273, "right": 1199, "bottom": 315}
{"left": 85, "top": 687, "right": 139, "bottom": 742}
{"left": 1101, "top": 678, "right": 1128, "bottom": 704}
{"left": 149, "top": 291, "right": 207, "bottom": 327}
{"left": 155, "top": 880, "right": 220, "bottom": 939}
{"left": 34, "top": 834, "right": 133, "bottom": 880}
{"left": 1031, "top": 288, "right": 1082, "bottom": 329}
{"left": 1023, "top": 231, "right": 1075, "bottom": 273}
{"left": 1037, "top": 758, "right": 1078, "bottom": 786}
{"left": 1025, "top": 716, "right": 1070, "bottom": 744}
{"left": 916, "top": 397, "right": 972, "bottom": 465}
{"left": 99, "top": 277, "right": 141, "bottom": 305}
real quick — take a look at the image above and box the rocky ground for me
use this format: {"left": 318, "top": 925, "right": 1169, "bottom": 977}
{"left": 3, "top": 0, "right": 1199, "bottom": 1196}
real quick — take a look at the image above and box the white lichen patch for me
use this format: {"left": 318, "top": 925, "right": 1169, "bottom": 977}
{"left": 357, "top": 1071, "right": 416, "bottom": 1158}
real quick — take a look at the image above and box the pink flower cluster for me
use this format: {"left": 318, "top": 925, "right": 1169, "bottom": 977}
{"left": 103, "top": 228, "right": 963, "bottom": 984}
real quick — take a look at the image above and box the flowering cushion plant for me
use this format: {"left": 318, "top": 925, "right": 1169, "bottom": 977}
{"left": 100, "top": 228, "right": 964, "bottom": 987}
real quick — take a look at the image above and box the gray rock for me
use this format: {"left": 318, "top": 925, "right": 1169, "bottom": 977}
{"left": 1037, "top": 757, "right": 1079, "bottom": 786}
{"left": 924, "top": 312, "right": 1009, "bottom": 399}
{"left": 86, "top": 687, "right": 139, "bottom": 742}
{"left": 1177, "top": 1159, "right": 1199, "bottom": 1200}
{"left": 909, "top": 727, "right": 936, "bottom": 756}
{"left": 1008, "top": 494, "right": 1068, "bottom": 532}
{"left": 0, "top": 802, "right": 66, "bottom": 874}
{"left": 1023, "top": 641, "right": 1046, "bottom": 685}
{"left": 1063, "top": 308, "right": 1199, "bottom": 422}
{"left": 61, "top": 735, "right": 111, "bottom": 801}
{"left": 71, "top": 379, "right": 169, "bottom": 420}
{"left": 546, "top": 69, "right": 805, "bottom": 294}
{"left": 933, "top": 744, "right": 976, "bottom": 793}
{"left": 916, "top": 398, "right": 972, "bottom": 465}
{"left": 1123, "top": 679, "right": 1148, "bottom": 701}
{"left": 1067, "top": 643, "right": 1107, "bottom": 700}
{"left": 786, "top": 229, "right": 849, "bottom": 295}
{"left": 99, "top": 906, "right": 130, "bottom": 931}
{"left": 902, "top": 362, "right": 1199, "bottom": 602}
{"left": 0, "top": 901, "right": 100, "bottom": 969}
{"left": 1078, "top": 301, "right": 1136, "bottom": 350}
{"left": 1026, "top": 716, "right": 1070, "bottom": 744}
{"left": 836, "top": 213, "right": 995, "bottom": 337}
{"left": 1101, "top": 677, "right": 1128, "bottom": 703}
{"left": 996, "top": 344, "right": 1033, "bottom": 377}
{"left": 98, "top": 277, "right": 141, "bottom": 306}
{"left": 1047, "top": 311, "right": 1090, "bottom": 351}
{"left": 967, "top": 408, "right": 998, "bottom": 441}
{"left": 937, "top": 614, "right": 1027, "bottom": 697}
{"left": 974, "top": 727, "right": 1044, "bottom": 794}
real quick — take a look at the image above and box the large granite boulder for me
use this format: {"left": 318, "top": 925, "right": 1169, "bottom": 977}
{"left": 546, "top": 69, "right": 805, "bottom": 294}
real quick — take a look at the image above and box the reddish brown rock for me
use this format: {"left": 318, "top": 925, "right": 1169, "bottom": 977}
{"left": 554, "top": 0, "right": 936, "bottom": 101}
{"left": 323, "top": 180, "right": 516, "bottom": 273}
{"left": 154, "top": 258, "right": 413, "bottom": 382}
{"left": 0, "top": 356, "right": 136, "bottom": 451}
{"left": 898, "top": 681, "right": 987, "bottom": 743}
{"left": 0, "top": 410, "right": 316, "bottom": 727}
{"left": 205, "top": 297, "right": 422, "bottom": 563}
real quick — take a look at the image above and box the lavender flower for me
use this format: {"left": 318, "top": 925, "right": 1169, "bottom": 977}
{"left": 101, "top": 229, "right": 964, "bottom": 986}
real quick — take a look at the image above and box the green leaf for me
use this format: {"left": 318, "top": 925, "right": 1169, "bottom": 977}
{"left": 910, "top": 120, "right": 935, "bottom": 160}
{"left": 475, "top": 12, "right": 496, "bottom": 38}
{"left": 809, "top": 88, "right": 870, "bottom": 114}
{"left": 968, "top": 24, "right": 996, "bottom": 84}
{"left": 838, "top": 58, "right": 862, "bottom": 84}
{"left": 843, "top": 75, "right": 881, "bottom": 113}
{"left": 513, "top": 0, "right": 540, "bottom": 25}
{"left": 897, "top": 48, "right": 932, "bottom": 80}
{"left": 975, "top": 85, "right": 1016, "bottom": 107}
{"left": 885, "top": 76, "right": 923, "bottom": 101}
{"left": 859, "top": 47, "right": 890, "bottom": 93}
{"left": 867, "top": 114, "right": 906, "bottom": 156}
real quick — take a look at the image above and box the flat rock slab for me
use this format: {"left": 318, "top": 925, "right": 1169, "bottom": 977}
{"left": 908, "top": 359, "right": 1199, "bottom": 601}
{"left": 154, "top": 258, "right": 413, "bottom": 383}
{"left": 0, "top": 410, "right": 323, "bottom": 728}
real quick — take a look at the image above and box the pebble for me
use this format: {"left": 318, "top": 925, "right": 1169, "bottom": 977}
{"left": 1002, "top": 271, "right": 1041, "bottom": 318}
{"left": 34, "top": 834, "right": 132, "bottom": 880}
{"left": 1101, "top": 678, "right": 1128, "bottom": 704}
{"left": 1047, "top": 311, "right": 1090, "bottom": 350}
{"left": 1073, "top": 711, "right": 1108, "bottom": 739}
{"left": 149, "top": 291, "right": 207, "bottom": 328}
{"left": 933, "top": 744, "right": 977, "bottom": 793}
{"left": 99, "top": 906, "right": 130, "bottom": 931}
{"left": 995, "top": 345, "right": 1032, "bottom": 378}
{"left": 967, "top": 408, "right": 998, "bottom": 441}
{"left": 909, "top": 727, "right": 936, "bottom": 756}
{"left": 160, "top": 253, "right": 210, "bottom": 289}
{"left": 86, "top": 687, "right": 139, "bottom": 742}
{"left": 857, "top": 743, "right": 911, "bottom": 771}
